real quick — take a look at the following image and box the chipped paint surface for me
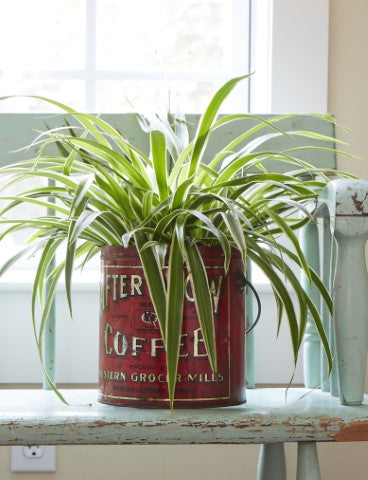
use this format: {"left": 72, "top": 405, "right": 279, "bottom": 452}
{"left": 351, "top": 192, "right": 368, "bottom": 214}
{"left": 0, "top": 389, "right": 368, "bottom": 446}
{"left": 334, "top": 421, "right": 368, "bottom": 442}
{"left": 317, "top": 179, "right": 368, "bottom": 217}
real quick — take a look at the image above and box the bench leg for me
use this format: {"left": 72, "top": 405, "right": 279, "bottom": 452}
{"left": 297, "top": 442, "right": 321, "bottom": 480}
{"left": 257, "top": 443, "right": 286, "bottom": 480}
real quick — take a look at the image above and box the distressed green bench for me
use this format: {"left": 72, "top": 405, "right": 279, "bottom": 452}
{"left": 1, "top": 114, "right": 368, "bottom": 480}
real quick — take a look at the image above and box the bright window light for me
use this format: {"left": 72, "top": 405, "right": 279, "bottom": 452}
{"left": 0, "top": 0, "right": 254, "bottom": 114}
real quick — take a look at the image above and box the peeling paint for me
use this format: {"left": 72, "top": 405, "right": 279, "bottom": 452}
{"left": 1, "top": 388, "right": 368, "bottom": 446}
{"left": 351, "top": 193, "right": 367, "bottom": 213}
{"left": 334, "top": 421, "right": 368, "bottom": 442}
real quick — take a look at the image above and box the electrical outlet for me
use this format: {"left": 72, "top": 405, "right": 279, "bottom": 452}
{"left": 22, "top": 446, "right": 45, "bottom": 458}
{"left": 11, "top": 445, "right": 56, "bottom": 472}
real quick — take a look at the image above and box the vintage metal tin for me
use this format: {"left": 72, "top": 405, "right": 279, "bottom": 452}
{"left": 98, "top": 245, "right": 246, "bottom": 408}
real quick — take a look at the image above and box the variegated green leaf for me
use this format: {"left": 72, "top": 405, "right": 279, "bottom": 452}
{"left": 165, "top": 231, "right": 185, "bottom": 408}
{"left": 184, "top": 242, "right": 217, "bottom": 371}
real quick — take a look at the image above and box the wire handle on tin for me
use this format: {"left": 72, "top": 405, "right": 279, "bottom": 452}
{"left": 244, "top": 276, "right": 262, "bottom": 335}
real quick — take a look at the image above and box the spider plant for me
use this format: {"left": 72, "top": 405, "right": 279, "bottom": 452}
{"left": 0, "top": 75, "right": 345, "bottom": 406}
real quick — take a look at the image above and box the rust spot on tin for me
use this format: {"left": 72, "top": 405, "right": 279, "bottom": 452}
{"left": 334, "top": 421, "right": 368, "bottom": 442}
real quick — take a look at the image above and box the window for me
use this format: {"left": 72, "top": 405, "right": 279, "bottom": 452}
{"left": 0, "top": 0, "right": 330, "bottom": 113}
{"left": 0, "top": 0, "right": 251, "bottom": 114}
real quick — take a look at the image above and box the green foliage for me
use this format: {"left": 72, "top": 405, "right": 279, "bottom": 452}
{"left": 0, "top": 76, "right": 350, "bottom": 406}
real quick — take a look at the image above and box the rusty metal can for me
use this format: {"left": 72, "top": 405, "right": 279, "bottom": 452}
{"left": 98, "top": 245, "right": 246, "bottom": 407}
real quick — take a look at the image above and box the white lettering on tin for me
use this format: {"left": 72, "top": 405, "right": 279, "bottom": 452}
{"left": 104, "top": 324, "right": 209, "bottom": 359}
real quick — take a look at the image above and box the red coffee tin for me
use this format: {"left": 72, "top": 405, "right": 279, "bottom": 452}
{"left": 98, "top": 245, "right": 246, "bottom": 408}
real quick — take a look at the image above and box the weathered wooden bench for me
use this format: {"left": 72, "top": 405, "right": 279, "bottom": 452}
{"left": 0, "top": 114, "right": 367, "bottom": 479}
